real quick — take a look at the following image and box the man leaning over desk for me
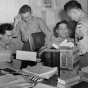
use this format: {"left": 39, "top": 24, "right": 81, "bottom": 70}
{"left": 13, "top": 4, "right": 52, "bottom": 51}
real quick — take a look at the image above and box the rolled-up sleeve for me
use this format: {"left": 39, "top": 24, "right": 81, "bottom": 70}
{"left": 13, "top": 22, "right": 20, "bottom": 38}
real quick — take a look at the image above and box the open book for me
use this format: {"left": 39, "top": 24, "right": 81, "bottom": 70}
{"left": 22, "top": 65, "right": 58, "bottom": 79}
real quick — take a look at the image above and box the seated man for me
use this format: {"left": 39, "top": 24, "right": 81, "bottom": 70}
{"left": 42, "top": 20, "right": 74, "bottom": 49}
{"left": 39, "top": 20, "right": 74, "bottom": 57}
{"left": 0, "top": 23, "right": 16, "bottom": 61}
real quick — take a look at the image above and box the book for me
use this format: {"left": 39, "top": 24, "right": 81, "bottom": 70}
{"left": 1, "top": 68, "right": 16, "bottom": 74}
{"left": 57, "top": 81, "right": 79, "bottom": 88}
{"left": 22, "top": 65, "right": 58, "bottom": 79}
{"left": 34, "top": 83, "right": 57, "bottom": 88}
{"left": 71, "top": 81, "right": 88, "bottom": 88}
{"left": 3, "top": 82, "right": 34, "bottom": 88}
{"left": 0, "top": 74, "right": 26, "bottom": 88}
{"left": 79, "top": 71, "right": 88, "bottom": 81}
{"left": 58, "top": 74, "right": 80, "bottom": 85}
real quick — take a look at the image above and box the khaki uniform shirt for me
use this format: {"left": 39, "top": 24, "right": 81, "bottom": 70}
{"left": 13, "top": 16, "right": 52, "bottom": 44}
{"left": 75, "top": 13, "right": 88, "bottom": 55}
{"left": 0, "top": 40, "right": 16, "bottom": 59}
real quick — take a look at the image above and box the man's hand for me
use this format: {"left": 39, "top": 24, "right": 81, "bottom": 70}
{"left": 40, "top": 45, "right": 47, "bottom": 51}
{"left": 14, "top": 15, "right": 21, "bottom": 26}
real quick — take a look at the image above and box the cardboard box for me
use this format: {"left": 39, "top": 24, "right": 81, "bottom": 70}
{"left": 60, "top": 47, "right": 80, "bottom": 70}
{"left": 40, "top": 46, "right": 80, "bottom": 76}
{"left": 59, "top": 64, "right": 79, "bottom": 77}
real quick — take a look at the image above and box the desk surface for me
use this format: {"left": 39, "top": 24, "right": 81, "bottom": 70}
{"left": 0, "top": 62, "right": 58, "bottom": 87}
{"left": 1, "top": 62, "right": 88, "bottom": 88}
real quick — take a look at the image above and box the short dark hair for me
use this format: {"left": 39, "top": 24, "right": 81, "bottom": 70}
{"left": 64, "top": 0, "right": 82, "bottom": 12}
{"left": 19, "top": 5, "right": 31, "bottom": 14}
{"left": 0, "top": 23, "right": 13, "bottom": 35}
{"left": 53, "top": 20, "right": 68, "bottom": 37}
{"left": 55, "top": 20, "right": 68, "bottom": 30}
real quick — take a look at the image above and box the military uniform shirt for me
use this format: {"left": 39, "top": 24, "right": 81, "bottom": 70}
{"left": 13, "top": 16, "right": 52, "bottom": 44}
{"left": 75, "top": 14, "right": 88, "bottom": 55}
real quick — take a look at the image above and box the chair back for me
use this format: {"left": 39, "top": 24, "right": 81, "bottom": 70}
{"left": 30, "top": 32, "right": 46, "bottom": 51}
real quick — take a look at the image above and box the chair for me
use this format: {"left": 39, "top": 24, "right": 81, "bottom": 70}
{"left": 29, "top": 32, "right": 46, "bottom": 51}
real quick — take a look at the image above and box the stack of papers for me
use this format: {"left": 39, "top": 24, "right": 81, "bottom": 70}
{"left": 52, "top": 39, "right": 74, "bottom": 49}
{"left": 22, "top": 65, "right": 58, "bottom": 79}
{"left": 34, "top": 83, "right": 57, "bottom": 88}
{"left": 59, "top": 39, "right": 74, "bottom": 48}
{"left": 0, "top": 74, "right": 26, "bottom": 88}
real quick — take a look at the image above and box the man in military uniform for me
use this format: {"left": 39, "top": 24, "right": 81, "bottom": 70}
{"left": 64, "top": 1, "right": 88, "bottom": 68}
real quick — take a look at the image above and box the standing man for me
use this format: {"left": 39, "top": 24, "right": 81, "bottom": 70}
{"left": 64, "top": 0, "right": 88, "bottom": 68}
{"left": 13, "top": 5, "right": 52, "bottom": 51}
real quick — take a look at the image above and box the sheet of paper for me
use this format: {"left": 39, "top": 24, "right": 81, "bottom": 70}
{"left": 0, "top": 75, "right": 26, "bottom": 88}
{"left": 59, "top": 39, "right": 74, "bottom": 48}
{"left": 34, "top": 83, "right": 57, "bottom": 88}
{"left": 52, "top": 44, "right": 59, "bottom": 49}
{"left": 16, "top": 50, "right": 37, "bottom": 61}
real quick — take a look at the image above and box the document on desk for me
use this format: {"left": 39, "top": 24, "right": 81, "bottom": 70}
{"left": 22, "top": 65, "right": 58, "bottom": 79}
{"left": 34, "top": 83, "right": 57, "bottom": 88}
{"left": 59, "top": 39, "right": 74, "bottom": 48}
{"left": 16, "top": 50, "right": 37, "bottom": 61}
{"left": 0, "top": 74, "right": 26, "bottom": 88}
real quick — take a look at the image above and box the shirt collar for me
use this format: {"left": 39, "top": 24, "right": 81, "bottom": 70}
{"left": 0, "top": 40, "right": 9, "bottom": 49}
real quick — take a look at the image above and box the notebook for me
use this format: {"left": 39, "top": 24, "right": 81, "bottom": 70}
{"left": 22, "top": 65, "right": 58, "bottom": 79}
{"left": 16, "top": 50, "right": 37, "bottom": 61}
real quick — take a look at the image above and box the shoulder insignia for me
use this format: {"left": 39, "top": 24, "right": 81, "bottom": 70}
{"left": 76, "top": 30, "right": 84, "bottom": 41}
{"left": 77, "top": 23, "right": 82, "bottom": 28}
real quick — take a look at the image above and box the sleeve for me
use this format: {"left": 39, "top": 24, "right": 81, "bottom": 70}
{"left": 38, "top": 17, "right": 52, "bottom": 44}
{"left": 75, "top": 23, "right": 88, "bottom": 55}
{"left": 13, "top": 21, "right": 20, "bottom": 38}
